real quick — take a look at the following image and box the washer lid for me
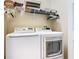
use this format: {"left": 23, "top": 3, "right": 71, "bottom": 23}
{"left": 6, "top": 32, "right": 38, "bottom": 38}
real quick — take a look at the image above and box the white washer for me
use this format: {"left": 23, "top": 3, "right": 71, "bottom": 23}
{"left": 6, "top": 31, "right": 64, "bottom": 59}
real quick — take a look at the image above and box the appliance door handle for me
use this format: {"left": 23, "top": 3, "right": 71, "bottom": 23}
{"left": 7, "top": 35, "right": 38, "bottom": 38}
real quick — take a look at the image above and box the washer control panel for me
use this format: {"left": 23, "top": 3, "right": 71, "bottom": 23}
{"left": 14, "top": 27, "right": 35, "bottom": 33}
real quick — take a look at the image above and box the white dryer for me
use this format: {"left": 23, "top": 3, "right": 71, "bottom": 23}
{"left": 6, "top": 29, "right": 64, "bottom": 59}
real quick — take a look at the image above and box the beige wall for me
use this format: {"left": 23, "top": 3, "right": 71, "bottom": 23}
{"left": 51, "top": 0, "right": 69, "bottom": 59}
{"left": 4, "top": 12, "right": 59, "bottom": 36}
{"left": 4, "top": 0, "right": 69, "bottom": 59}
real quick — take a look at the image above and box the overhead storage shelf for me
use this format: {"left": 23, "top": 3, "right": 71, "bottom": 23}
{"left": 25, "top": 1, "right": 60, "bottom": 20}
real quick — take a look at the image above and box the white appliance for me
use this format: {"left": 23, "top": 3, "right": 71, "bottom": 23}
{"left": 6, "top": 27, "right": 64, "bottom": 59}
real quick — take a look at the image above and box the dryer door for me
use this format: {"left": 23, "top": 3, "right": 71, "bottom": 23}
{"left": 6, "top": 35, "right": 41, "bottom": 59}
{"left": 43, "top": 36, "right": 63, "bottom": 59}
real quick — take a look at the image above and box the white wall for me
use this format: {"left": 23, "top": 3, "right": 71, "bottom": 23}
{"left": 68, "top": 0, "right": 74, "bottom": 59}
